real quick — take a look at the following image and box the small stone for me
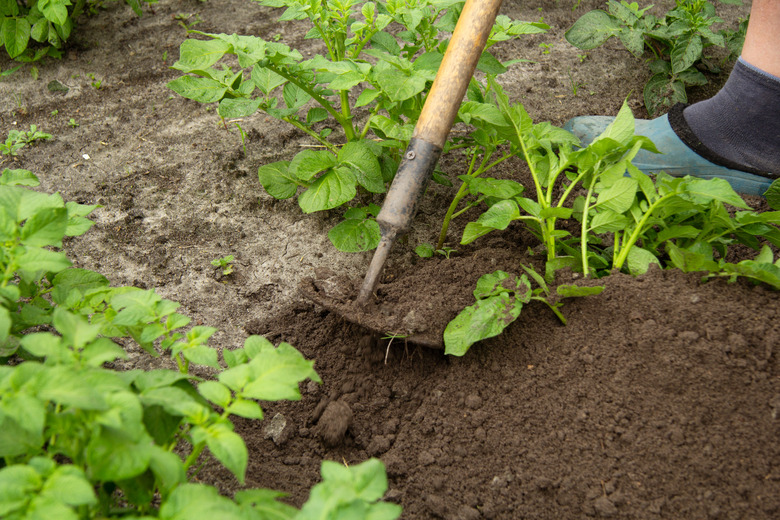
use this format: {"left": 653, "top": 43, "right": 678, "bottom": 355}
{"left": 465, "top": 394, "right": 482, "bottom": 410}
{"left": 593, "top": 496, "right": 617, "bottom": 517}
{"left": 366, "top": 435, "right": 392, "bottom": 456}
{"left": 678, "top": 330, "right": 700, "bottom": 342}
{"left": 263, "top": 413, "right": 291, "bottom": 445}
{"left": 418, "top": 450, "right": 435, "bottom": 466}
{"left": 454, "top": 505, "right": 481, "bottom": 520}
{"left": 316, "top": 400, "right": 352, "bottom": 446}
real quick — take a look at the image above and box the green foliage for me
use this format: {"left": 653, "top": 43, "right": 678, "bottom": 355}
{"left": 0, "top": 170, "right": 399, "bottom": 519}
{"left": 211, "top": 254, "right": 235, "bottom": 275}
{"left": 0, "top": 0, "right": 157, "bottom": 62}
{"left": 565, "top": 0, "right": 747, "bottom": 115}
{"left": 0, "top": 125, "right": 52, "bottom": 156}
{"left": 168, "top": 0, "right": 547, "bottom": 252}
{"left": 443, "top": 267, "right": 603, "bottom": 356}
{"left": 443, "top": 94, "right": 780, "bottom": 354}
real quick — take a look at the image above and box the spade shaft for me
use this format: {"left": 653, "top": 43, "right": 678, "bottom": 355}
{"left": 356, "top": 0, "right": 504, "bottom": 304}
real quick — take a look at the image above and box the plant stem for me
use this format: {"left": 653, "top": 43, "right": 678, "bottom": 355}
{"left": 282, "top": 117, "right": 338, "bottom": 153}
{"left": 265, "top": 64, "right": 348, "bottom": 129}
{"left": 183, "top": 442, "right": 206, "bottom": 473}
{"left": 436, "top": 152, "right": 480, "bottom": 250}
{"left": 614, "top": 193, "right": 674, "bottom": 270}
{"left": 339, "top": 91, "right": 356, "bottom": 141}
{"left": 580, "top": 175, "right": 598, "bottom": 277}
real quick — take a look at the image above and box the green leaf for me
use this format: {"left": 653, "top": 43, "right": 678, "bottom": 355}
{"left": 588, "top": 209, "right": 628, "bottom": 233}
{"left": 596, "top": 177, "right": 638, "bottom": 213}
{"left": 328, "top": 217, "right": 381, "bottom": 252}
{"left": 681, "top": 177, "right": 748, "bottom": 209}
{"left": 236, "top": 340, "right": 320, "bottom": 401}
{"left": 159, "top": 483, "right": 245, "bottom": 520}
{"left": 282, "top": 82, "right": 311, "bottom": 110}
{"left": 39, "top": 0, "right": 69, "bottom": 26}
{"left": 194, "top": 424, "right": 248, "bottom": 484}
{"left": 626, "top": 245, "right": 660, "bottom": 275}
{"left": 0, "top": 169, "right": 39, "bottom": 186}
{"left": 172, "top": 39, "right": 232, "bottom": 72}
{"left": 444, "top": 293, "right": 523, "bottom": 356}
{"left": 643, "top": 73, "right": 686, "bottom": 116}
{"left": 355, "top": 88, "right": 381, "bottom": 108}
{"left": 148, "top": 445, "right": 186, "bottom": 495}
{"left": 81, "top": 338, "right": 127, "bottom": 367}
{"left": 17, "top": 247, "right": 72, "bottom": 275}
{"left": 564, "top": 10, "right": 620, "bottom": 50}
{"left": 289, "top": 150, "right": 337, "bottom": 182}
{"left": 258, "top": 161, "right": 298, "bottom": 199}
{"left": 225, "top": 399, "right": 264, "bottom": 419}
{"left": 595, "top": 100, "right": 634, "bottom": 145}
{"left": 251, "top": 66, "right": 287, "bottom": 96}
{"left": 140, "top": 386, "right": 208, "bottom": 419}
{"left": 2, "top": 17, "right": 31, "bottom": 58}
{"left": 234, "top": 488, "right": 298, "bottom": 518}
{"left": 298, "top": 168, "right": 356, "bottom": 213}
{"left": 415, "top": 243, "right": 434, "bottom": 258}
{"left": 476, "top": 51, "right": 506, "bottom": 75}
{"left": 167, "top": 76, "right": 228, "bottom": 104}
{"left": 40, "top": 466, "right": 97, "bottom": 507}
{"left": 110, "top": 289, "right": 161, "bottom": 326}
{"left": 198, "top": 381, "right": 232, "bottom": 408}
{"left": 539, "top": 206, "right": 573, "bottom": 219}
{"left": 376, "top": 67, "right": 426, "bottom": 102}
{"left": 86, "top": 427, "right": 153, "bottom": 481}
{"left": 671, "top": 33, "right": 702, "bottom": 75}
{"left": 218, "top": 98, "right": 262, "bottom": 119}
{"left": 51, "top": 269, "right": 109, "bottom": 305}
{"left": 0, "top": 465, "right": 40, "bottom": 516}
{"left": 474, "top": 199, "right": 520, "bottom": 231}
{"left": 338, "top": 141, "right": 384, "bottom": 194}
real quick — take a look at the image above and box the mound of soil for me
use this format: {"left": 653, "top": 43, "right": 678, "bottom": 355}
{"left": 2, "top": 0, "right": 777, "bottom": 518}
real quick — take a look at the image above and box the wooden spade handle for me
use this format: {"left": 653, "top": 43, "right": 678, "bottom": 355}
{"left": 414, "top": 0, "right": 504, "bottom": 148}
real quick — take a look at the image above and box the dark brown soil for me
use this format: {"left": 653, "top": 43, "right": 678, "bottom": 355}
{"left": 2, "top": 0, "right": 778, "bottom": 519}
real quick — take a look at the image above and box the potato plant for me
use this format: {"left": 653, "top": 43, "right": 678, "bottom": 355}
{"left": 0, "top": 169, "right": 400, "bottom": 519}
{"left": 0, "top": 0, "right": 156, "bottom": 62}
{"left": 565, "top": 0, "right": 747, "bottom": 115}
{"left": 443, "top": 92, "right": 780, "bottom": 355}
{"left": 168, "top": 0, "right": 547, "bottom": 252}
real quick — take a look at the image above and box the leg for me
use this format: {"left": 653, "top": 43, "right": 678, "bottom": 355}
{"left": 564, "top": 1, "right": 780, "bottom": 197}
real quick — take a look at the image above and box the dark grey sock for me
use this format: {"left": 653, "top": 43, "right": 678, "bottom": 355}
{"left": 680, "top": 58, "right": 780, "bottom": 176}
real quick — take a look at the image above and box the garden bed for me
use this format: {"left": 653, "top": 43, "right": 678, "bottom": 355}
{"left": 2, "top": 0, "right": 778, "bottom": 518}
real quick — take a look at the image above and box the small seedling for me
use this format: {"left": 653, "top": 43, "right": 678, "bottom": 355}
{"left": 50, "top": 109, "right": 59, "bottom": 118}
{"left": 87, "top": 73, "right": 102, "bottom": 90}
{"left": 175, "top": 12, "right": 202, "bottom": 30}
{"left": 68, "top": 118, "right": 79, "bottom": 128}
{"left": 415, "top": 243, "right": 457, "bottom": 259}
{"left": 232, "top": 121, "right": 248, "bottom": 155}
{"left": 0, "top": 125, "right": 52, "bottom": 156}
{"left": 577, "top": 54, "right": 587, "bottom": 63}
{"left": 539, "top": 42, "right": 553, "bottom": 54}
{"left": 567, "top": 68, "right": 585, "bottom": 96}
{"left": 211, "top": 255, "right": 235, "bottom": 276}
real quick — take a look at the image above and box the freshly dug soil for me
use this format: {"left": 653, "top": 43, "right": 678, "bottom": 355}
{"left": 2, "top": 0, "right": 778, "bottom": 518}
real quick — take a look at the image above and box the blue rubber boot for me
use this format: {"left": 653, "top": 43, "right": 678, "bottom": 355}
{"left": 563, "top": 109, "right": 775, "bottom": 197}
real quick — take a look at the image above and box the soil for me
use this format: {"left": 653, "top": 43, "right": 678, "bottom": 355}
{"left": 3, "top": 0, "right": 779, "bottom": 519}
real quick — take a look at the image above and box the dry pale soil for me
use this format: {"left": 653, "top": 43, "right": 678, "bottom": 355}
{"left": 1, "top": 0, "right": 778, "bottom": 519}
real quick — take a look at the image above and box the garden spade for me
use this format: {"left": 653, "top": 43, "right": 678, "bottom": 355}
{"left": 356, "top": 0, "right": 504, "bottom": 304}
{"left": 301, "top": 0, "right": 503, "bottom": 347}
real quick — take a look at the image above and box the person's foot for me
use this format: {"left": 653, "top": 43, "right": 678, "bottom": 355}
{"left": 563, "top": 107, "right": 775, "bottom": 197}
{"left": 564, "top": 58, "right": 780, "bottom": 197}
